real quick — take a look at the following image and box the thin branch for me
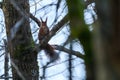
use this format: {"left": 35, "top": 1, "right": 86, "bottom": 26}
{"left": 52, "top": 45, "right": 84, "bottom": 59}
{"left": 3, "top": 39, "right": 9, "bottom": 80}
{"left": 68, "top": 41, "right": 73, "bottom": 80}
{"left": 0, "top": 76, "right": 12, "bottom": 79}
{"left": 35, "top": 43, "right": 84, "bottom": 59}
{"left": 30, "top": 13, "right": 41, "bottom": 27}
{"left": 40, "top": 58, "right": 76, "bottom": 69}
{"left": 0, "top": 52, "right": 4, "bottom": 57}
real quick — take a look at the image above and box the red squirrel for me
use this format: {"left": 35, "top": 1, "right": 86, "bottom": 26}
{"left": 38, "top": 18, "right": 59, "bottom": 61}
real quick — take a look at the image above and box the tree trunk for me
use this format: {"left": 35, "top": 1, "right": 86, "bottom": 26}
{"left": 94, "top": 0, "right": 120, "bottom": 80}
{"left": 66, "top": 0, "right": 95, "bottom": 80}
{"left": 2, "top": 0, "right": 39, "bottom": 80}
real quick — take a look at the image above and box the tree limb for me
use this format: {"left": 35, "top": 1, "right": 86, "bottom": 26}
{"left": 35, "top": 43, "right": 84, "bottom": 59}
{"left": 30, "top": 13, "right": 41, "bottom": 27}
{"left": 52, "top": 45, "right": 84, "bottom": 59}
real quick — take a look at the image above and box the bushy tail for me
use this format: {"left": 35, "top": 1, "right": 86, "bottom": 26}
{"left": 44, "top": 44, "right": 59, "bottom": 62}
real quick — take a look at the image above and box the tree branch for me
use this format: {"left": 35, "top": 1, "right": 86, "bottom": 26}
{"left": 52, "top": 45, "right": 84, "bottom": 59}
{"left": 35, "top": 43, "right": 84, "bottom": 59}
{"left": 30, "top": 13, "right": 41, "bottom": 27}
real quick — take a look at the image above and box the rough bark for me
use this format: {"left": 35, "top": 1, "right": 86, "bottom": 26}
{"left": 2, "top": 0, "right": 39, "bottom": 80}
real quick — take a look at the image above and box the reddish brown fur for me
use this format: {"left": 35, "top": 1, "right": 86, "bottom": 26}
{"left": 38, "top": 18, "right": 59, "bottom": 61}
{"left": 38, "top": 18, "right": 49, "bottom": 40}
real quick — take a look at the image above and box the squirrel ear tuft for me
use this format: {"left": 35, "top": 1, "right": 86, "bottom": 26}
{"left": 45, "top": 17, "right": 48, "bottom": 23}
